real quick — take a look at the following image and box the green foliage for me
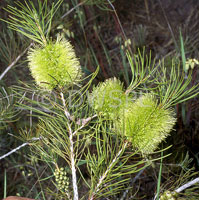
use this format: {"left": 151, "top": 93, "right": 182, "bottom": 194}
{"left": 28, "top": 36, "right": 82, "bottom": 90}
{"left": 87, "top": 129, "right": 146, "bottom": 199}
{"left": 159, "top": 153, "right": 199, "bottom": 200}
{"left": 2, "top": 0, "right": 63, "bottom": 45}
{"left": 0, "top": 87, "right": 17, "bottom": 129}
{"left": 156, "top": 151, "right": 164, "bottom": 200}
{"left": 0, "top": 28, "right": 28, "bottom": 65}
{"left": 155, "top": 59, "right": 199, "bottom": 109}
{"left": 126, "top": 49, "right": 156, "bottom": 92}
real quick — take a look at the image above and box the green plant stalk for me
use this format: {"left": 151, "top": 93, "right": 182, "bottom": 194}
{"left": 120, "top": 47, "right": 130, "bottom": 85}
{"left": 4, "top": 169, "right": 7, "bottom": 198}
{"left": 60, "top": 92, "right": 79, "bottom": 200}
{"left": 179, "top": 30, "right": 187, "bottom": 125}
{"left": 34, "top": 165, "right": 47, "bottom": 200}
{"left": 156, "top": 151, "right": 163, "bottom": 200}
{"left": 180, "top": 30, "right": 186, "bottom": 73}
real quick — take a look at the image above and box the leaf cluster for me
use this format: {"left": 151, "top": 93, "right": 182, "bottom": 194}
{"left": 2, "top": 0, "right": 63, "bottom": 45}
{"left": 0, "top": 87, "right": 18, "bottom": 130}
{"left": 126, "top": 50, "right": 199, "bottom": 109}
{"left": 86, "top": 127, "right": 146, "bottom": 199}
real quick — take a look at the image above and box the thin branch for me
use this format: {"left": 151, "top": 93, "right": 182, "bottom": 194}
{"left": 60, "top": 91, "right": 97, "bottom": 129}
{"left": 120, "top": 168, "right": 145, "bottom": 200}
{"left": 106, "top": 0, "right": 127, "bottom": 41}
{"left": 60, "top": 92, "right": 74, "bottom": 121}
{"left": 175, "top": 177, "right": 199, "bottom": 193}
{"left": 89, "top": 142, "right": 128, "bottom": 200}
{"left": 154, "top": 177, "right": 199, "bottom": 200}
{"left": 106, "top": 0, "right": 133, "bottom": 56}
{"left": 61, "top": 1, "right": 85, "bottom": 19}
{"left": 60, "top": 91, "right": 79, "bottom": 200}
{"left": 60, "top": 91, "right": 97, "bottom": 199}
{"left": 74, "top": 114, "right": 97, "bottom": 135}
{"left": 67, "top": 121, "right": 79, "bottom": 200}
{"left": 0, "top": 137, "right": 41, "bottom": 161}
{"left": 158, "top": 0, "right": 178, "bottom": 51}
{"left": 0, "top": 143, "right": 28, "bottom": 161}
{"left": 0, "top": 43, "right": 33, "bottom": 81}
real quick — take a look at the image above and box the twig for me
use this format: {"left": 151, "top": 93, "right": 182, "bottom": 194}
{"left": 74, "top": 114, "right": 97, "bottom": 135}
{"left": 175, "top": 177, "right": 199, "bottom": 193}
{"left": 120, "top": 168, "right": 145, "bottom": 200}
{"left": 154, "top": 177, "right": 199, "bottom": 200}
{"left": 106, "top": 0, "right": 127, "bottom": 41}
{"left": 60, "top": 91, "right": 97, "bottom": 128}
{"left": 60, "top": 92, "right": 79, "bottom": 200}
{"left": 60, "top": 91, "right": 98, "bottom": 199}
{"left": 61, "top": 1, "right": 85, "bottom": 19}
{"left": 0, "top": 137, "right": 41, "bottom": 161}
{"left": 106, "top": 0, "right": 133, "bottom": 55}
{"left": 0, "top": 143, "right": 29, "bottom": 161}
{"left": 67, "top": 121, "right": 79, "bottom": 200}
{"left": 89, "top": 142, "right": 128, "bottom": 200}
{"left": 0, "top": 43, "right": 33, "bottom": 81}
{"left": 158, "top": 0, "right": 178, "bottom": 52}
{"left": 60, "top": 92, "right": 74, "bottom": 121}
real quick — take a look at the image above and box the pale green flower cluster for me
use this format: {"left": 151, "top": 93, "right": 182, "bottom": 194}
{"left": 28, "top": 37, "right": 82, "bottom": 90}
{"left": 185, "top": 58, "right": 199, "bottom": 71}
{"left": 118, "top": 94, "right": 176, "bottom": 154}
{"left": 160, "top": 190, "right": 178, "bottom": 200}
{"left": 89, "top": 78, "right": 129, "bottom": 119}
{"left": 90, "top": 79, "right": 176, "bottom": 154}
{"left": 54, "top": 167, "right": 69, "bottom": 192}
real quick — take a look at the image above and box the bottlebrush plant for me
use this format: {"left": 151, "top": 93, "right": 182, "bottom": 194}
{"left": 116, "top": 93, "right": 176, "bottom": 155}
{"left": 2, "top": 0, "right": 199, "bottom": 200}
{"left": 89, "top": 77, "right": 129, "bottom": 118}
{"left": 28, "top": 37, "right": 82, "bottom": 90}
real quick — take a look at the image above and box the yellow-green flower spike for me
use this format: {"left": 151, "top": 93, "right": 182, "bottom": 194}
{"left": 28, "top": 37, "right": 82, "bottom": 90}
{"left": 89, "top": 78, "right": 129, "bottom": 118}
{"left": 118, "top": 93, "right": 176, "bottom": 154}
